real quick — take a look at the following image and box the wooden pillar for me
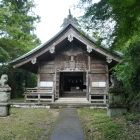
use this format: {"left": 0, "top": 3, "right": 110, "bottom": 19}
{"left": 89, "top": 94, "right": 91, "bottom": 103}
{"left": 103, "top": 95, "right": 106, "bottom": 104}
{"left": 38, "top": 94, "right": 40, "bottom": 103}
{"left": 52, "top": 95, "right": 54, "bottom": 102}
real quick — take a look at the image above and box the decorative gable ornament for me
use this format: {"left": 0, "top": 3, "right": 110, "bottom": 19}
{"left": 106, "top": 57, "right": 112, "bottom": 63}
{"left": 68, "top": 34, "right": 73, "bottom": 42}
{"left": 31, "top": 58, "right": 37, "bottom": 64}
{"left": 87, "top": 45, "right": 93, "bottom": 53}
{"left": 49, "top": 45, "right": 55, "bottom": 54}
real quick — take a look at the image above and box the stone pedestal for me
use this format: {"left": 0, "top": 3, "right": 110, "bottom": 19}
{"left": 107, "top": 92, "right": 127, "bottom": 118}
{"left": 0, "top": 91, "right": 11, "bottom": 102}
{"left": 107, "top": 105, "right": 127, "bottom": 117}
{"left": 0, "top": 103, "right": 10, "bottom": 117}
{"left": 0, "top": 87, "right": 11, "bottom": 117}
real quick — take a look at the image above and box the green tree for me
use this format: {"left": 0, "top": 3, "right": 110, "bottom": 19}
{"left": 79, "top": 0, "right": 140, "bottom": 49}
{"left": 78, "top": 0, "right": 140, "bottom": 107}
{"left": 0, "top": 0, "right": 40, "bottom": 98}
{"left": 0, "top": 0, "right": 41, "bottom": 60}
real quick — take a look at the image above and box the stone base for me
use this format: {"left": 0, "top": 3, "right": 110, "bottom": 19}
{"left": 0, "top": 103, "right": 10, "bottom": 117}
{"left": 107, "top": 108, "right": 127, "bottom": 118}
{"left": 108, "top": 93, "right": 125, "bottom": 104}
{"left": 0, "top": 92, "right": 11, "bottom": 102}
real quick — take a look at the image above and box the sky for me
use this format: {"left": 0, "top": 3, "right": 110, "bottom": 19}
{"left": 33, "top": 0, "right": 81, "bottom": 43}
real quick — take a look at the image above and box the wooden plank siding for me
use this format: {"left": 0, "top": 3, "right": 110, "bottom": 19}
{"left": 32, "top": 44, "right": 109, "bottom": 103}
{"left": 38, "top": 61, "right": 55, "bottom": 74}
{"left": 54, "top": 46, "right": 89, "bottom": 71}
{"left": 89, "top": 57, "right": 108, "bottom": 103}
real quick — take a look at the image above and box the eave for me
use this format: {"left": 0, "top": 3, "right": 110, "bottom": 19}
{"left": 10, "top": 23, "right": 122, "bottom": 73}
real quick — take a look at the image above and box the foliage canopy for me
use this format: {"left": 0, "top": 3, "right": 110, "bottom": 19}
{"left": 0, "top": 0, "right": 41, "bottom": 62}
{"left": 0, "top": 0, "right": 40, "bottom": 97}
{"left": 78, "top": 0, "right": 140, "bottom": 106}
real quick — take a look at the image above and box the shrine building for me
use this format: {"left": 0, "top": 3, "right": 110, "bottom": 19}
{"left": 10, "top": 12, "right": 121, "bottom": 103}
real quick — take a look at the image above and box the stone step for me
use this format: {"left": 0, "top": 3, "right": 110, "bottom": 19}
{"left": 62, "top": 92, "right": 86, "bottom": 97}
{"left": 55, "top": 98, "right": 89, "bottom": 103}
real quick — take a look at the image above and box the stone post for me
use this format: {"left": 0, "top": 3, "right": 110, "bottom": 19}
{"left": 107, "top": 92, "right": 127, "bottom": 117}
{"left": 0, "top": 74, "right": 11, "bottom": 117}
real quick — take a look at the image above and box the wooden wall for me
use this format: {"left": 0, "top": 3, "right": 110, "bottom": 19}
{"left": 55, "top": 45, "right": 89, "bottom": 70}
{"left": 89, "top": 56, "right": 108, "bottom": 95}
{"left": 38, "top": 61, "right": 55, "bottom": 87}
{"left": 37, "top": 44, "right": 109, "bottom": 96}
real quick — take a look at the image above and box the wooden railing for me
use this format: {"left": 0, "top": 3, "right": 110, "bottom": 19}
{"left": 89, "top": 93, "right": 108, "bottom": 104}
{"left": 24, "top": 87, "right": 54, "bottom": 102}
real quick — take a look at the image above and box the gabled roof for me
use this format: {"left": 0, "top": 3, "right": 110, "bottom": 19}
{"left": 10, "top": 15, "right": 121, "bottom": 73}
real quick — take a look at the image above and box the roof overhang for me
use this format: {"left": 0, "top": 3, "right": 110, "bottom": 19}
{"left": 10, "top": 24, "right": 121, "bottom": 73}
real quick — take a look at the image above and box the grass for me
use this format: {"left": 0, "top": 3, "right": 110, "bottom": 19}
{"left": 78, "top": 109, "right": 140, "bottom": 140}
{"left": 125, "top": 113, "right": 140, "bottom": 123}
{"left": 1, "top": 108, "right": 140, "bottom": 140}
{"left": 0, "top": 108, "right": 59, "bottom": 140}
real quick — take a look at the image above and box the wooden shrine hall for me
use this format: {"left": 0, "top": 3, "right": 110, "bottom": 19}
{"left": 10, "top": 12, "right": 121, "bottom": 104}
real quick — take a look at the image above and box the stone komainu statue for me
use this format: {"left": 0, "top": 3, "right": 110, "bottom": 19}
{"left": 110, "top": 75, "right": 121, "bottom": 88}
{"left": 0, "top": 74, "right": 9, "bottom": 87}
{"left": 110, "top": 75, "right": 116, "bottom": 88}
